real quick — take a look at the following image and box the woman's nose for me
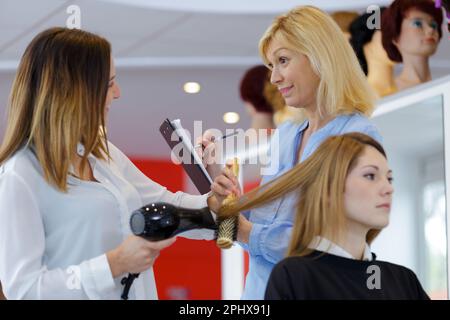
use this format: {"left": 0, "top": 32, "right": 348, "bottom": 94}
{"left": 270, "top": 69, "right": 282, "bottom": 84}
{"left": 382, "top": 179, "right": 394, "bottom": 196}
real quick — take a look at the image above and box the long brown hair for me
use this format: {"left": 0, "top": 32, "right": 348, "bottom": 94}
{"left": 0, "top": 27, "right": 111, "bottom": 192}
{"left": 219, "top": 132, "right": 387, "bottom": 257}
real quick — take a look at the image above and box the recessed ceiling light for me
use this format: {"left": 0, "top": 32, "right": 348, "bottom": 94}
{"left": 223, "top": 112, "right": 240, "bottom": 124}
{"left": 183, "top": 82, "right": 201, "bottom": 94}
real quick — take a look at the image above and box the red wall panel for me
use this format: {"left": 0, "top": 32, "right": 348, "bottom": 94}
{"left": 130, "top": 158, "right": 222, "bottom": 299}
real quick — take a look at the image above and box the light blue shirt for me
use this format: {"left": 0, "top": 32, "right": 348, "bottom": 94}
{"left": 240, "top": 113, "right": 383, "bottom": 300}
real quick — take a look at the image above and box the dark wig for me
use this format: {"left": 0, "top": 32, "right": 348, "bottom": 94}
{"left": 381, "top": 0, "right": 443, "bottom": 62}
{"left": 239, "top": 65, "right": 273, "bottom": 114}
{"left": 349, "top": 7, "right": 386, "bottom": 75}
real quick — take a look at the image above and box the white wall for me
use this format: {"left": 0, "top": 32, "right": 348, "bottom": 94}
{"left": 371, "top": 154, "right": 421, "bottom": 273}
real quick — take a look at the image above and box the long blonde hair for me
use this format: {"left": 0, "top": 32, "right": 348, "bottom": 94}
{"left": 219, "top": 133, "right": 387, "bottom": 257}
{"left": 0, "top": 27, "right": 111, "bottom": 192}
{"left": 259, "top": 6, "right": 376, "bottom": 118}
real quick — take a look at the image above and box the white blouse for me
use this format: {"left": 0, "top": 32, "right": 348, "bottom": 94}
{"left": 0, "top": 142, "right": 214, "bottom": 300}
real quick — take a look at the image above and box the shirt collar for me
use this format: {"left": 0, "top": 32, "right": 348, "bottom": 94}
{"left": 308, "top": 236, "right": 373, "bottom": 261}
{"left": 295, "top": 114, "right": 354, "bottom": 136}
{"left": 296, "top": 119, "right": 309, "bottom": 134}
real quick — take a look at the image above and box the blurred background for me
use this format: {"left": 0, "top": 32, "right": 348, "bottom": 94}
{"left": 0, "top": 0, "right": 449, "bottom": 300}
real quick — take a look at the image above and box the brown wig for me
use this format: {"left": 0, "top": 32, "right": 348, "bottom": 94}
{"left": 382, "top": 0, "right": 443, "bottom": 62}
{"left": 239, "top": 65, "right": 274, "bottom": 114}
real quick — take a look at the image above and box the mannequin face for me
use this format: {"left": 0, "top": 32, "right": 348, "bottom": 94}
{"left": 394, "top": 8, "right": 440, "bottom": 58}
{"left": 364, "top": 30, "right": 395, "bottom": 67}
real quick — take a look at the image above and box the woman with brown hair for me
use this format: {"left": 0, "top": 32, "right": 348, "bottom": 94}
{"left": 0, "top": 27, "right": 232, "bottom": 300}
{"left": 219, "top": 133, "right": 428, "bottom": 300}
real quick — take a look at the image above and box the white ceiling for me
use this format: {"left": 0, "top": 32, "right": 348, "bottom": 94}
{"left": 100, "top": 0, "right": 393, "bottom": 14}
{"left": 1, "top": 0, "right": 449, "bottom": 68}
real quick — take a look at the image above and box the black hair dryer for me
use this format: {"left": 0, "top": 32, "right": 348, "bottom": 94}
{"left": 121, "top": 202, "right": 217, "bottom": 300}
{"left": 129, "top": 202, "right": 217, "bottom": 241}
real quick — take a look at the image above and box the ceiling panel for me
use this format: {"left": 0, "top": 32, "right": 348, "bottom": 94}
{"left": 0, "top": 0, "right": 449, "bottom": 72}
{"left": 75, "top": 0, "right": 190, "bottom": 54}
{"left": 125, "top": 13, "right": 274, "bottom": 57}
{"left": 0, "top": 0, "right": 70, "bottom": 52}
{"left": 155, "top": 13, "right": 275, "bottom": 46}
{"left": 127, "top": 37, "right": 255, "bottom": 58}
{"left": 99, "top": 0, "right": 393, "bottom": 14}
{"left": 0, "top": 0, "right": 190, "bottom": 59}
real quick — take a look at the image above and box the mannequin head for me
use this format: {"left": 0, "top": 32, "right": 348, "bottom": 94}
{"left": 436, "top": 0, "right": 450, "bottom": 32}
{"left": 240, "top": 65, "right": 276, "bottom": 129}
{"left": 240, "top": 65, "right": 272, "bottom": 115}
{"left": 331, "top": 11, "right": 359, "bottom": 40}
{"left": 350, "top": 8, "right": 394, "bottom": 75}
{"left": 382, "top": 0, "right": 443, "bottom": 62}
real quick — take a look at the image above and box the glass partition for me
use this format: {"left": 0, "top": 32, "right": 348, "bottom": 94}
{"left": 372, "top": 76, "right": 450, "bottom": 299}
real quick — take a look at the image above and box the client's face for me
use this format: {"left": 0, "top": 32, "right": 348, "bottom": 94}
{"left": 344, "top": 146, "right": 393, "bottom": 232}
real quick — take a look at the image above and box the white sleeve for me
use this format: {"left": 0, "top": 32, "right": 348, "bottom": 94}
{"left": 0, "top": 171, "right": 116, "bottom": 299}
{"left": 109, "top": 143, "right": 215, "bottom": 240}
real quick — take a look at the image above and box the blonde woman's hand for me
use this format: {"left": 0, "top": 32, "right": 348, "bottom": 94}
{"left": 237, "top": 214, "right": 252, "bottom": 244}
{"left": 207, "top": 162, "right": 242, "bottom": 213}
{"left": 195, "top": 130, "right": 223, "bottom": 179}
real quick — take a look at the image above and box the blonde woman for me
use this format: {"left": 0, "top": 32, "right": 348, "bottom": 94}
{"left": 0, "top": 28, "right": 232, "bottom": 300}
{"left": 219, "top": 133, "right": 428, "bottom": 300}
{"left": 207, "top": 6, "right": 383, "bottom": 299}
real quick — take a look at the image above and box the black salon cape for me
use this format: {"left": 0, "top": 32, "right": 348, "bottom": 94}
{"left": 265, "top": 250, "right": 430, "bottom": 300}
